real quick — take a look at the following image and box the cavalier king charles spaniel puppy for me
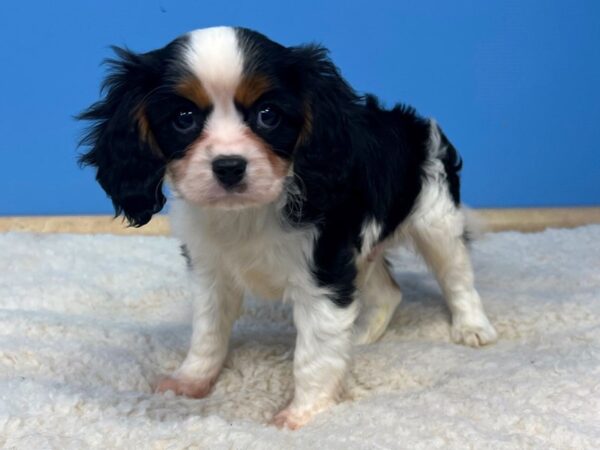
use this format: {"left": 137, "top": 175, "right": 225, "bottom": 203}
{"left": 79, "top": 26, "right": 497, "bottom": 429}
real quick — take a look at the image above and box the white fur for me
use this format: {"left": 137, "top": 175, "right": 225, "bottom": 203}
{"left": 354, "top": 221, "right": 403, "bottom": 345}
{"left": 404, "top": 121, "right": 497, "bottom": 346}
{"left": 354, "top": 257, "right": 403, "bottom": 345}
{"left": 184, "top": 27, "right": 243, "bottom": 101}
{"left": 275, "top": 271, "right": 359, "bottom": 428}
{"left": 359, "top": 219, "right": 382, "bottom": 259}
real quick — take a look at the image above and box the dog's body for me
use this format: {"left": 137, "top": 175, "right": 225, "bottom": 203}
{"left": 79, "top": 26, "right": 497, "bottom": 429}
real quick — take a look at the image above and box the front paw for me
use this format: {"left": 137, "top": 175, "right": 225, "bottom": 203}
{"left": 270, "top": 398, "right": 335, "bottom": 430}
{"left": 451, "top": 314, "right": 498, "bottom": 347}
{"left": 154, "top": 375, "right": 215, "bottom": 398}
{"left": 270, "top": 407, "right": 312, "bottom": 430}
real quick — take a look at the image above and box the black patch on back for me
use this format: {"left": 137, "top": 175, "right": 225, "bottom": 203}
{"left": 303, "top": 96, "right": 431, "bottom": 306}
{"left": 359, "top": 95, "right": 431, "bottom": 239}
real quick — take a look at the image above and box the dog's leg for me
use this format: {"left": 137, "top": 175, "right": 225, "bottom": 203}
{"left": 271, "top": 276, "right": 359, "bottom": 429}
{"left": 353, "top": 257, "right": 402, "bottom": 345}
{"left": 408, "top": 199, "right": 497, "bottom": 347}
{"left": 155, "top": 267, "right": 243, "bottom": 397}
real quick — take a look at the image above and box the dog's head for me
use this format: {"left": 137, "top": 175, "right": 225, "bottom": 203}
{"left": 79, "top": 27, "right": 358, "bottom": 226}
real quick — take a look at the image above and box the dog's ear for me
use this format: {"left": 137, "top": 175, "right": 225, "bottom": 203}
{"left": 78, "top": 46, "right": 169, "bottom": 227}
{"left": 287, "top": 44, "right": 359, "bottom": 150}
{"left": 285, "top": 45, "right": 361, "bottom": 218}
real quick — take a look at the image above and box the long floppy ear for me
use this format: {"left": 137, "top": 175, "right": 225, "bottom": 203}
{"left": 78, "top": 46, "right": 169, "bottom": 227}
{"left": 287, "top": 44, "right": 359, "bottom": 148}
{"left": 285, "top": 45, "right": 362, "bottom": 218}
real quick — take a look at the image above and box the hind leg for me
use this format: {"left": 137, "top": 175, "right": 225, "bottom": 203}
{"left": 408, "top": 192, "right": 497, "bottom": 347}
{"left": 353, "top": 256, "right": 402, "bottom": 345}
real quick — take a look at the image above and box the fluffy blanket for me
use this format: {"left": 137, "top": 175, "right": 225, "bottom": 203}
{"left": 1, "top": 226, "right": 599, "bottom": 449}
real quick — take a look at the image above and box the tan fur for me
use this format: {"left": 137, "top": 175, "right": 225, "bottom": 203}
{"left": 242, "top": 129, "right": 290, "bottom": 178}
{"left": 234, "top": 75, "right": 271, "bottom": 108}
{"left": 176, "top": 77, "right": 212, "bottom": 109}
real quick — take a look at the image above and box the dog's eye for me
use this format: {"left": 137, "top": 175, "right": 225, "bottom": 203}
{"left": 172, "top": 110, "right": 199, "bottom": 133}
{"left": 257, "top": 105, "right": 281, "bottom": 130}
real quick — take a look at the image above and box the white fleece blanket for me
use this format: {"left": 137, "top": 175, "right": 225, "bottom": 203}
{"left": 0, "top": 227, "right": 599, "bottom": 449}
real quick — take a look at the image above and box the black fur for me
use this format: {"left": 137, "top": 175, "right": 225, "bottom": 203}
{"left": 438, "top": 127, "right": 463, "bottom": 206}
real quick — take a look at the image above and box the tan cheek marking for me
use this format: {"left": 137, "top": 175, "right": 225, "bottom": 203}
{"left": 168, "top": 134, "right": 209, "bottom": 181}
{"left": 175, "top": 78, "right": 212, "bottom": 109}
{"left": 243, "top": 129, "right": 290, "bottom": 178}
{"left": 235, "top": 75, "right": 271, "bottom": 108}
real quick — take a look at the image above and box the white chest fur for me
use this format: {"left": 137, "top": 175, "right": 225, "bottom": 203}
{"left": 169, "top": 198, "right": 317, "bottom": 300}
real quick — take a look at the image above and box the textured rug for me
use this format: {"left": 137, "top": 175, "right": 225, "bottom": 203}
{"left": 0, "top": 226, "right": 599, "bottom": 449}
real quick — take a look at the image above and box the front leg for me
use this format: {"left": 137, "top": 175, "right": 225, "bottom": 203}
{"left": 156, "top": 264, "right": 243, "bottom": 398}
{"left": 272, "top": 235, "right": 359, "bottom": 429}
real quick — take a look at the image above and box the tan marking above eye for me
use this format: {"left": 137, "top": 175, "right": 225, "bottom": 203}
{"left": 235, "top": 75, "right": 272, "bottom": 108}
{"left": 175, "top": 78, "right": 212, "bottom": 109}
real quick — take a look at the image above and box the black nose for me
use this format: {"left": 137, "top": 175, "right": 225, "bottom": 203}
{"left": 212, "top": 156, "right": 247, "bottom": 188}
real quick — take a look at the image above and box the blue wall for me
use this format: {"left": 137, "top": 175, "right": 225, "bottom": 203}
{"left": 1, "top": 0, "right": 599, "bottom": 215}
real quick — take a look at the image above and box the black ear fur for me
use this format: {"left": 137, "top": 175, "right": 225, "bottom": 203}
{"left": 287, "top": 44, "right": 359, "bottom": 146}
{"left": 78, "top": 46, "right": 169, "bottom": 227}
{"left": 285, "top": 45, "right": 363, "bottom": 221}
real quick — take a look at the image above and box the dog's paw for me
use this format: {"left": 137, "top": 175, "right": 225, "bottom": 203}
{"left": 154, "top": 375, "right": 214, "bottom": 398}
{"left": 270, "top": 398, "right": 336, "bottom": 430}
{"left": 451, "top": 315, "right": 498, "bottom": 347}
{"left": 270, "top": 407, "right": 313, "bottom": 430}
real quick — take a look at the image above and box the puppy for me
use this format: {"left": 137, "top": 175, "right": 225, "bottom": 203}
{"left": 79, "top": 26, "right": 497, "bottom": 429}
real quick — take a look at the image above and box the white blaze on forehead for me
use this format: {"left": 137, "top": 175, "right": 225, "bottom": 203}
{"left": 183, "top": 27, "right": 247, "bottom": 150}
{"left": 183, "top": 27, "right": 244, "bottom": 101}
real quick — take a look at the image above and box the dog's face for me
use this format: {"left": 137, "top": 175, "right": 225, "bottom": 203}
{"left": 148, "top": 28, "right": 305, "bottom": 210}
{"left": 79, "top": 27, "right": 356, "bottom": 225}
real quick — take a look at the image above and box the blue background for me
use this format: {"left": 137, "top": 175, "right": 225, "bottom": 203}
{"left": 1, "top": 0, "right": 599, "bottom": 215}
